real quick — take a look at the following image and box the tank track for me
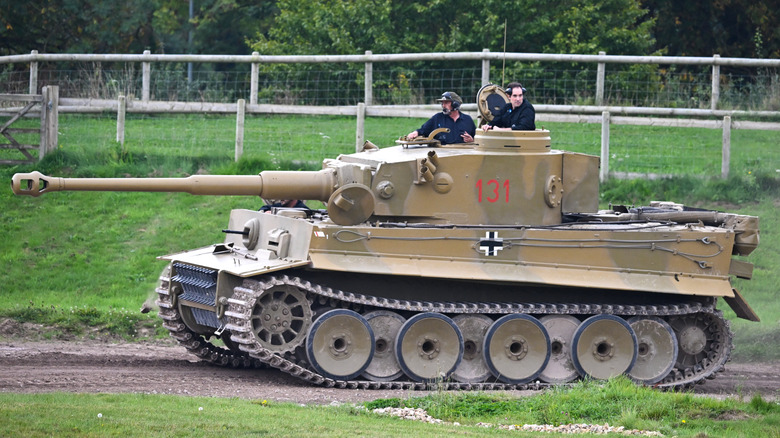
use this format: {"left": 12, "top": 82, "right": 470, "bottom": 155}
{"left": 219, "top": 275, "right": 732, "bottom": 391}
{"left": 155, "top": 265, "right": 264, "bottom": 369}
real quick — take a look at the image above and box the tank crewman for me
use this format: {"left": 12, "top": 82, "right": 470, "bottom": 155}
{"left": 406, "top": 91, "right": 476, "bottom": 144}
{"left": 260, "top": 199, "right": 308, "bottom": 212}
{"left": 481, "top": 82, "right": 536, "bottom": 131}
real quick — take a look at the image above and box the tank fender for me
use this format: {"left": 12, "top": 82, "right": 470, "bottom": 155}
{"left": 724, "top": 288, "right": 760, "bottom": 322}
{"left": 159, "top": 209, "right": 313, "bottom": 278}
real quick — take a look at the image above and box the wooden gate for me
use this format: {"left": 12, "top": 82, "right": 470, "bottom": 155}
{"left": 0, "top": 86, "right": 58, "bottom": 165}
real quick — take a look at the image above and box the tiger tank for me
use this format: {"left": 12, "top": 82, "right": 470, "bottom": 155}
{"left": 10, "top": 92, "right": 760, "bottom": 390}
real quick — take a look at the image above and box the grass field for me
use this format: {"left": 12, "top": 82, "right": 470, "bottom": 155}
{"left": 1, "top": 377, "right": 779, "bottom": 437}
{"left": 2, "top": 114, "right": 778, "bottom": 351}
{"left": 2, "top": 113, "right": 779, "bottom": 436}
{"left": 4, "top": 113, "right": 777, "bottom": 178}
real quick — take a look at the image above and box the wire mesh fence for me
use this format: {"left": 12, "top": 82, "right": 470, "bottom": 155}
{"left": 6, "top": 112, "right": 773, "bottom": 182}
{"left": 2, "top": 59, "right": 777, "bottom": 111}
{"left": 1, "top": 52, "right": 778, "bottom": 178}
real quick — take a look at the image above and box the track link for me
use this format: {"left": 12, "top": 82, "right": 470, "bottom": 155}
{"left": 221, "top": 275, "right": 732, "bottom": 391}
{"left": 155, "top": 265, "right": 264, "bottom": 369}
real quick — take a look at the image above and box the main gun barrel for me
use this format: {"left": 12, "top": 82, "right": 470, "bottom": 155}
{"left": 11, "top": 170, "right": 338, "bottom": 200}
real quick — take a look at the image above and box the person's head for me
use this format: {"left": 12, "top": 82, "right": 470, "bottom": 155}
{"left": 506, "top": 82, "right": 526, "bottom": 109}
{"left": 437, "top": 91, "right": 462, "bottom": 114}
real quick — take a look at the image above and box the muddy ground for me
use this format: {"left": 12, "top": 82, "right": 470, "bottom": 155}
{"left": 1, "top": 337, "right": 778, "bottom": 404}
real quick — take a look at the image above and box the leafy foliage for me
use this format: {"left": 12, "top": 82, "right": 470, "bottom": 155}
{"left": 0, "top": 0, "right": 157, "bottom": 54}
{"left": 642, "top": 0, "right": 780, "bottom": 58}
{"left": 0, "top": 0, "right": 274, "bottom": 56}
{"left": 3, "top": 0, "right": 776, "bottom": 62}
{"left": 244, "top": 0, "right": 662, "bottom": 105}
{"left": 250, "top": 0, "right": 658, "bottom": 56}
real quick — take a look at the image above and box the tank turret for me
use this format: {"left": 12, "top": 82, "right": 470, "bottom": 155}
{"left": 10, "top": 88, "right": 761, "bottom": 391}
{"left": 13, "top": 130, "right": 597, "bottom": 227}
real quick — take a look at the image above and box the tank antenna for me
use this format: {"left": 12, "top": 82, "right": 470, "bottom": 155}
{"left": 501, "top": 19, "right": 507, "bottom": 88}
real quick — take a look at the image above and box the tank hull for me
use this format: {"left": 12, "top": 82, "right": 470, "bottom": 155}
{"left": 157, "top": 207, "right": 751, "bottom": 389}
{"left": 164, "top": 209, "right": 739, "bottom": 298}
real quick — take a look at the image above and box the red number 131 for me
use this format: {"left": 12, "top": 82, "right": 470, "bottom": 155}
{"left": 476, "top": 179, "right": 509, "bottom": 202}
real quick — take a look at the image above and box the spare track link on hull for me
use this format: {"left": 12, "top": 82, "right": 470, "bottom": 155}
{"left": 155, "top": 265, "right": 264, "bottom": 369}
{"left": 219, "top": 275, "right": 732, "bottom": 391}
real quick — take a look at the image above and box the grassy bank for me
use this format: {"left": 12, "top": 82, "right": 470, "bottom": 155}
{"left": 1, "top": 114, "right": 778, "bottom": 360}
{"left": 0, "top": 378, "right": 778, "bottom": 437}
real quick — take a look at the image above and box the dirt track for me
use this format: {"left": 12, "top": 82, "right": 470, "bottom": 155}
{"left": 1, "top": 340, "right": 778, "bottom": 404}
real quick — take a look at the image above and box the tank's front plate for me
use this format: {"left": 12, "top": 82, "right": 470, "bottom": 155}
{"left": 159, "top": 209, "right": 313, "bottom": 277}
{"left": 159, "top": 244, "right": 310, "bottom": 277}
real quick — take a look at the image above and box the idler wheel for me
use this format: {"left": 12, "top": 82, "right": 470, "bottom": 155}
{"left": 668, "top": 312, "right": 729, "bottom": 373}
{"left": 451, "top": 314, "right": 493, "bottom": 383}
{"left": 539, "top": 315, "right": 581, "bottom": 383}
{"left": 395, "top": 313, "right": 463, "bottom": 382}
{"left": 483, "top": 314, "right": 550, "bottom": 384}
{"left": 572, "top": 315, "right": 637, "bottom": 380}
{"left": 250, "top": 283, "right": 312, "bottom": 353}
{"left": 627, "top": 316, "right": 678, "bottom": 385}
{"left": 305, "top": 309, "right": 374, "bottom": 381}
{"left": 361, "top": 311, "right": 405, "bottom": 382}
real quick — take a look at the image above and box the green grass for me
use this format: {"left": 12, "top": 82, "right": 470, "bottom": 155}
{"left": 0, "top": 378, "right": 778, "bottom": 437}
{"left": 30, "top": 113, "right": 416, "bottom": 173}
{"left": 370, "top": 376, "right": 780, "bottom": 437}
{"left": 0, "top": 393, "right": 458, "bottom": 437}
{"left": 1, "top": 114, "right": 778, "bottom": 354}
{"left": 0, "top": 190, "right": 252, "bottom": 339}
{"left": 1, "top": 113, "right": 780, "bottom": 437}
{"left": 542, "top": 120, "right": 780, "bottom": 178}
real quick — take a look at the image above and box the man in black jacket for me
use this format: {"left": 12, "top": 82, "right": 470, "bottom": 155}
{"left": 406, "top": 91, "right": 476, "bottom": 144}
{"left": 481, "top": 82, "right": 535, "bottom": 131}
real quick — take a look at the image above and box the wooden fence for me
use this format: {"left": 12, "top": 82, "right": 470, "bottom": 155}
{"left": 2, "top": 50, "right": 779, "bottom": 177}
{"left": 5, "top": 50, "right": 780, "bottom": 109}
{"left": 0, "top": 86, "right": 59, "bottom": 165}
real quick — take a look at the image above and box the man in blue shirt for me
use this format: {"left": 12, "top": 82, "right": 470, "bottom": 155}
{"left": 406, "top": 91, "right": 476, "bottom": 144}
{"left": 481, "top": 82, "right": 536, "bottom": 131}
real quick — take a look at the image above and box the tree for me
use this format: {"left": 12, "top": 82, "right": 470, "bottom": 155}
{"left": 642, "top": 0, "right": 780, "bottom": 57}
{"left": 244, "top": 0, "right": 660, "bottom": 105}
{"left": 0, "top": 0, "right": 274, "bottom": 56}
{"left": 0, "top": 0, "right": 158, "bottom": 55}
{"left": 249, "top": 0, "right": 657, "bottom": 56}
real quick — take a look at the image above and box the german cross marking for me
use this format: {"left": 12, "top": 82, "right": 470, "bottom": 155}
{"left": 479, "top": 231, "right": 504, "bottom": 256}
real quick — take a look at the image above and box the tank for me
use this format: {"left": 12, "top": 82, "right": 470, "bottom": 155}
{"left": 10, "top": 89, "right": 760, "bottom": 390}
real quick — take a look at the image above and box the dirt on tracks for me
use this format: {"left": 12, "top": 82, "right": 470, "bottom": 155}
{"left": 1, "top": 339, "right": 778, "bottom": 404}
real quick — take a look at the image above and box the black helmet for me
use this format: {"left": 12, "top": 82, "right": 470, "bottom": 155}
{"left": 436, "top": 91, "right": 462, "bottom": 111}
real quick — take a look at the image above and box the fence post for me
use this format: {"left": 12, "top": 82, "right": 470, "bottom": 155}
{"left": 600, "top": 111, "right": 610, "bottom": 182}
{"left": 711, "top": 54, "right": 720, "bottom": 110}
{"left": 596, "top": 51, "right": 606, "bottom": 106}
{"left": 250, "top": 51, "right": 259, "bottom": 105}
{"left": 39, "top": 85, "right": 59, "bottom": 160}
{"left": 39, "top": 86, "right": 48, "bottom": 160}
{"left": 481, "top": 49, "right": 490, "bottom": 85}
{"left": 235, "top": 99, "right": 246, "bottom": 162}
{"left": 117, "top": 95, "right": 126, "bottom": 145}
{"left": 364, "top": 50, "right": 373, "bottom": 106}
{"left": 356, "top": 102, "right": 365, "bottom": 152}
{"left": 721, "top": 115, "right": 731, "bottom": 179}
{"left": 142, "top": 50, "right": 151, "bottom": 102}
{"left": 29, "top": 50, "right": 38, "bottom": 95}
